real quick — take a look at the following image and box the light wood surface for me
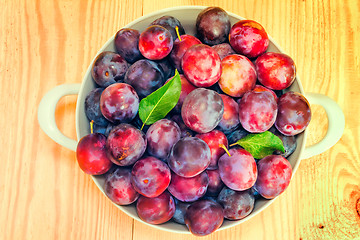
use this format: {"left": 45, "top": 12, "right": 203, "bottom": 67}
{"left": 1, "top": 0, "right": 359, "bottom": 239}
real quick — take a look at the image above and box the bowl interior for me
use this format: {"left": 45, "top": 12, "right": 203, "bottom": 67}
{"left": 75, "top": 6, "right": 307, "bottom": 234}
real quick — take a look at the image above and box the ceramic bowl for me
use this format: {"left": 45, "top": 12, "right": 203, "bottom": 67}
{"left": 38, "top": 6, "right": 345, "bottom": 234}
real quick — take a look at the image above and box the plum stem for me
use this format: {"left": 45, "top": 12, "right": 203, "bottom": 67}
{"left": 175, "top": 26, "right": 182, "bottom": 41}
{"left": 90, "top": 120, "right": 94, "bottom": 134}
{"left": 219, "top": 144, "right": 231, "bottom": 157}
{"left": 140, "top": 122, "right": 145, "bottom": 131}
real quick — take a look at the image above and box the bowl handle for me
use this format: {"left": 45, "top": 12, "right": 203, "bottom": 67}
{"left": 301, "top": 93, "right": 345, "bottom": 159}
{"left": 37, "top": 84, "right": 81, "bottom": 152}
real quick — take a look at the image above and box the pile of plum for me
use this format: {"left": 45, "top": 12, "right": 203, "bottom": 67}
{"left": 76, "top": 7, "right": 311, "bottom": 236}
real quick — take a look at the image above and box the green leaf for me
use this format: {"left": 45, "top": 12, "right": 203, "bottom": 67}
{"left": 230, "top": 131, "right": 285, "bottom": 159}
{"left": 139, "top": 70, "right": 181, "bottom": 129}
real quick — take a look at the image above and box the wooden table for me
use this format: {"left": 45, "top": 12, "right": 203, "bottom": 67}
{"left": 1, "top": 0, "right": 359, "bottom": 239}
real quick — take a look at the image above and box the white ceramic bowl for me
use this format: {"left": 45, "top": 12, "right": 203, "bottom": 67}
{"left": 38, "top": 6, "right": 345, "bottom": 234}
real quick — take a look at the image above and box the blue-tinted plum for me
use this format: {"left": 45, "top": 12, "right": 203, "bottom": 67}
{"left": 76, "top": 133, "right": 113, "bottom": 175}
{"left": 168, "top": 171, "right": 209, "bottom": 202}
{"left": 200, "top": 195, "right": 218, "bottom": 203}
{"left": 217, "top": 188, "right": 255, "bottom": 220}
{"left": 114, "top": 28, "right": 142, "bottom": 63}
{"left": 139, "top": 25, "right": 173, "bottom": 60}
{"left": 181, "top": 88, "right": 224, "bottom": 134}
{"left": 91, "top": 51, "right": 129, "bottom": 87}
{"left": 196, "top": 130, "right": 228, "bottom": 170}
{"left": 196, "top": 7, "right": 231, "bottom": 45}
{"left": 150, "top": 16, "right": 185, "bottom": 41}
{"left": 104, "top": 167, "right": 139, "bottom": 205}
{"left": 155, "top": 57, "right": 174, "bottom": 79}
{"left": 206, "top": 169, "right": 224, "bottom": 196}
{"left": 124, "top": 59, "right": 164, "bottom": 98}
{"left": 275, "top": 91, "right": 311, "bottom": 136}
{"left": 239, "top": 90, "right": 278, "bottom": 133}
{"left": 84, "top": 88, "right": 109, "bottom": 126}
{"left": 131, "top": 156, "right": 171, "bottom": 198}
{"left": 136, "top": 191, "right": 175, "bottom": 225}
{"left": 92, "top": 123, "right": 108, "bottom": 135}
{"left": 170, "top": 115, "right": 194, "bottom": 138}
{"left": 100, "top": 83, "right": 139, "bottom": 123}
{"left": 168, "top": 137, "right": 210, "bottom": 177}
{"left": 217, "top": 94, "right": 240, "bottom": 134}
{"left": 208, "top": 82, "right": 224, "bottom": 94}
{"left": 130, "top": 114, "right": 150, "bottom": 132}
{"left": 104, "top": 123, "right": 117, "bottom": 137}
{"left": 226, "top": 128, "right": 249, "bottom": 145}
{"left": 212, "top": 43, "right": 235, "bottom": 60}
{"left": 184, "top": 200, "right": 224, "bottom": 236}
{"left": 218, "top": 148, "right": 257, "bottom": 191}
{"left": 251, "top": 187, "right": 262, "bottom": 200}
{"left": 106, "top": 123, "right": 146, "bottom": 166}
{"left": 255, "top": 155, "right": 292, "bottom": 199}
{"left": 269, "top": 127, "right": 297, "bottom": 158}
{"left": 146, "top": 119, "right": 181, "bottom": 160}
{"left": 172, "top": 199, "right": 191, "bottom": 225}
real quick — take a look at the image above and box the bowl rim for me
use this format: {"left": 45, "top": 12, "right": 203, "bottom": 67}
{"left": 75, "top": 5, "right": 308, "bottom": 234}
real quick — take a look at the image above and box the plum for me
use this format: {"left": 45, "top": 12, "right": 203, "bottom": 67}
{"left": 196, "top": 130, "right": 228, "bottom": 170}
{"left": 131, "top": 156, "right": 171, "bottom": 198}
{"left": 136, "top": 191, "right": 176, "bottom": 224}
{"left": 146, "top": 119, "right": 181, "bottom": 160}
{"left": 218, "top": 54, "right": 257, "bottom": 97}
{"left": 139, "top": 25, "right": 173, "bottom": 60}
{"left": 275, "top": 91, "right": 311, "bottom": 136}
{"left": 229, "top": 20, "right": 269, "bottom": 59}
{"left": 254, "top": 155, "right": 292, "bottom": 199}
{"left": 206, "top": 169, "right": 225, "bottom": 196}
{"left": 150, "top": 15, "right": 185, "bottom": 41}
{"left": 196, "top": 7, "right": 231, "bottom": 45}
{"left": 172, "top": 199, "right": 191, "bottom": 225}
{"left": 91, "top": 51, "right": 129, "bottom": 87}
{"left": 104, "top": 167, "right": 139, "bottom": 205}
{"left": 217, "top": 94, "right": 240, "bottom": 133}
{"left": 181, "top": 44, "right": 222, "bottom": 87}
{"left": 169, "top": 35, "right": 202, "bottom": 73}
{"left": 170, "top": 115, "right": 194, "bottom": 138}
{"left": 184, "top": 200, "right": 224, "bottom": 236}
{"left": 76, "top": 132, "right": 113, "bottom": 175}
{"left": 168, "top": 171, "right": 209, "bottom": 202}
{"left": 106, "top": 123, "right": 146, "bottom": 166}
{"left": 124, "top": 59, "right": 164, "bottom": 98}
{"left": 115, "top": 28, "right": 142, "bottom": 63}
{"left": 168, "top": 137, "right": 210, "bottom": 177}
{"left": 217, "top": 188, "right": 255, "bottom": 220}
{"left": 238, "top": 90, "right": 278, "bottom": 133}
{"left": 253, "top": 84, "right": 278, "bottom": 102}
{"left": 181, "top": 88, "right": 224, "bottom": 134}
{"left": 212, "top": 43, "right": 236, "bottom": 60}
{"left": 100, "top": 83, "right": 139, "bottom": 123}
{"left": 255, "top": 52, "right": 296, "bottom": 90}
{"left": 218, "top": 148, "right": 257, "bottom": 191}
{"left": 84, "top": 88, "right": 109, "bottom": 127}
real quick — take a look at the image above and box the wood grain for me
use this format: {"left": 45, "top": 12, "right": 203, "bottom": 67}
{"left": 0, "top": 0, "right": 359, "bottom": 239}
